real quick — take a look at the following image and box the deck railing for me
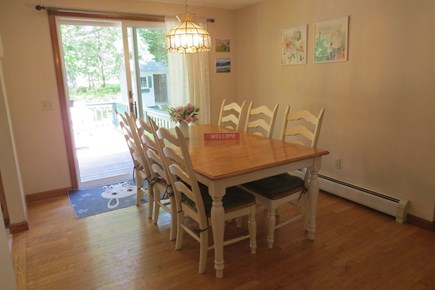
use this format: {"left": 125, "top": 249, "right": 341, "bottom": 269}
{"left": 71, "top": 102, "right": 124, "bottom": 133}
{"left": 85, "top": 102, "right": 128, "bottom": 128}
{"left": 73, "top": 102, "right": 173, "bottom": 131}
{"left": 144, "top": 107, "right": 174, "bottom": 129}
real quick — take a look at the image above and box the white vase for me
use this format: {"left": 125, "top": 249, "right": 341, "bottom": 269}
{"left": 179, "top": 121, "right": 189, "bottom": 138}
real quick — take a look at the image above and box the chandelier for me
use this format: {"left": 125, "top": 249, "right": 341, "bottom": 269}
{"left": 166, "top": 1, "right": 211, "bottom": 53}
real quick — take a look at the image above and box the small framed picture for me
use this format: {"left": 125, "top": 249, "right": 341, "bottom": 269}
{"left": 215, "top": 39, "right": 230, "bottom": 52}
{"left": 281, "top": 25, "right": 307, "bottom": 65}
{"left": 314, "top": 16, "right": 349, "bottom": 63}
{"left": 216, "top": 58, "right": 231, "bottom": 73}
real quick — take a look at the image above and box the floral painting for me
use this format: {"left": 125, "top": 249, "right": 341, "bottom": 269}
{"left": 281, "top": 25, "right": 307, "bottom": 65}
{"left": 314, "top": 16, "right": 349, "bottom": 63}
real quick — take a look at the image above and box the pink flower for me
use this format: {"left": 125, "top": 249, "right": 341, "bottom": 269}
{"left": 169, "top": 103, "right": 200, "bottom": 124}
{"left": 185, "top": 115, "right": 193, "bottom": 123}
{"left": 185, "top": 103, "right": 194, "bottom": 112}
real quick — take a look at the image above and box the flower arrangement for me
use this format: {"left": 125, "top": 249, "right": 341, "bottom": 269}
{"left": 169, "top": 103, "right": 200, "bottom": 124}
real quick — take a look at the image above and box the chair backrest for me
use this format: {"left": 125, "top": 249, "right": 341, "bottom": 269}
{"left": 244, "top": 103, "right": 279, "bottom": 138}
{"left": 155, "top": 126, "right": 208, "bottom": 229}
{"left": 117, "top": 112, "right": 136, "bottom": 165}
{"left": 218, "top": 99, "right": 246, "bottom": 131}
{"left": 280, "top": 106, "right": 325, "bottom": 148}
{"left": 123, "top": 112, "right": 152, "bottom": 179}
{"left": 136, "top": 116, "right": 159, "bottom": 157}
{"left": 125, "top": 112, "right": 158, "bottom": 182}
{"left": 143, "top": 116, "right": 171, "bottom": 186}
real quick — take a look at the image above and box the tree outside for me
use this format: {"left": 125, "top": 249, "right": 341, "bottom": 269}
{"left": 61, "top": 25, "right": 123, "bottom": 102}
{"left": 60, "top": 24, "right": 167, "bottom": 103}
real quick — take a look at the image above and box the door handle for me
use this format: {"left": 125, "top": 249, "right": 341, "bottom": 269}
{"left": 128, "top": 90, "right": 135, "bottom": 116}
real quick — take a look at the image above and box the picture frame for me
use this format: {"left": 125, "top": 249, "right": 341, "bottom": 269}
{"left": 281, "top": 25, "right": 307, "bottom": 65}
{"left": 216, "top": 58, "right": 231, "bottom": 73}
{"left": 215, "top": 39, "right": 230, "bottom": 52}
{"left": 314, "top": 16, "right": 349, "bottom": 63}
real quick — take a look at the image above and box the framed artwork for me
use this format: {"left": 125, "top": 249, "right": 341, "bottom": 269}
{"left": 314, "top": 16, "right": 349, "bottom": 63}
{"left": 281, "top": 25, "right": 307, "bottom": 65}
{"left": 215, "top": 39, "right": 230, "bottom": 52}
{"left": 216, "top": 58, "right": 231, "bottom": 73}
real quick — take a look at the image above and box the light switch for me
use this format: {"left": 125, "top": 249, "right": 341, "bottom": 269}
{"left": 41, "top": 100, "right": 53, "bottom": 111}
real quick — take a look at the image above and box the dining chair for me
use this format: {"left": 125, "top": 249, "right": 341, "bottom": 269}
{"left": 244, "top": 103, "right": 279, "bottom": 138}
{"left": 218, "top": 99, "right": 247, "bottom": 131}
{"left": 239, "top": 106, "right": 325, "bottom": 248}
{"left": 117, "top": 112, "right": 153, "bottom": 219}
{"left": 138, "top": 116, "right": 177, "bottom": 241}
{"left": 155, "top": 125, "right": 257, "bottom": 273}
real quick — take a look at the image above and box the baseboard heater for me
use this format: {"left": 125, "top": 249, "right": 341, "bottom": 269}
{"left": 293, "top": 171, "right": 409, "bottom": 223}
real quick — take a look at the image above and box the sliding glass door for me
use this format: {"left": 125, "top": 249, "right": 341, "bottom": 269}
{"left": 57, "top": 18, "right": 168, "bottom": 188}
{"left": 122, "top": 22, "right": 169, "bottom": 120}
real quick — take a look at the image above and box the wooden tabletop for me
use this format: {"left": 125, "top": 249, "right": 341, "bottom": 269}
{"left": 185, "top": 124, "right": 329, "bottom": 180}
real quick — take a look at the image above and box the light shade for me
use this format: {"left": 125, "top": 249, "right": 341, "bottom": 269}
{"left": 166, "top": 12, "right": 211, "bottom": 54}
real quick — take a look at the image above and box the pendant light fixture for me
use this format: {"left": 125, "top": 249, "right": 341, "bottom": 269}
{"left": 166, "top": 0, "right": 211, "bottom": 54}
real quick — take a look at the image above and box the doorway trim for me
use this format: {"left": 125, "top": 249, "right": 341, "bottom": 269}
{"left": 45, "top": 9, "right": 164, "bottom": 189}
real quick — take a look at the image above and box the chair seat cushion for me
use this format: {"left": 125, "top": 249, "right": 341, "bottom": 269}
{"left": 242, "top": 173, "right": 305, "bottom": 200}
{"left": 198, "top": 183, "right": 255, "bottom": 215}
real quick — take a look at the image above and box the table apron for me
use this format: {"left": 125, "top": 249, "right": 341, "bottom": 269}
{"left": 196, "top": 157, "right": 319, "bottom": 197}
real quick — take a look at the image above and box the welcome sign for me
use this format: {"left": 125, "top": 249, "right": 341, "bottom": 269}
{"left": 204, "top": 132, "right": 240, "bottom": 140}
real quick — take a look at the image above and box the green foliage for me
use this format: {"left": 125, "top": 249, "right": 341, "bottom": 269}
{"left": 137, "top": 28, "right": 168, "bottom": 64}
{"left": 61, "top": 24, "right": 123, "bottom": 94}
{"left": 70, "top": 84, "right": 121, "bottom": 101}
{"left": 61, "top": 23, "right": 167, "bottom": 101}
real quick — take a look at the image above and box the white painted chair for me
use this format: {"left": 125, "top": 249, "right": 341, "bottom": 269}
{"left": 244, "top": 103, "right": 279, "bottom": 138}
{"left": 218, "top": 99, "right": 246, "bottom": 130}
{"left": 138, "top": 116, "right": 177, "bottom": 241}
{"left": 240, "top": 106, "right": 325, "bottom": 248}
{"left": 118, "top": 112, "right": 153, "bottom": 219}
{"left": 156, "top": 126, "right": 257, "bottom": 274}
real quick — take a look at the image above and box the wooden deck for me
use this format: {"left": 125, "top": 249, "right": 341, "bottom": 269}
{"left": 72, "top": 106, "right": 173, "bottom": 188}
{"left": 75, "top": 126, "right": 133, "bottom": 187}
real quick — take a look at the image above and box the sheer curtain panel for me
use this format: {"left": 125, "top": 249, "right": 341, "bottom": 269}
{"left": 165, "top": 16, "right": 211, "bottom": 124}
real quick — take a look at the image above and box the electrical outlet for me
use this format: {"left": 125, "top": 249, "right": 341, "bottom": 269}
{"left": 335, "top": 159, "right": 342, "bottom": 170}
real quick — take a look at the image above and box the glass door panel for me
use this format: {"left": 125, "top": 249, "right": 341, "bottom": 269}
{"left": 58, "top": 19, "right": 133, "bottom": 188}
{"left": 123, "top": 23, "right": 169, "bottom": 120}
{"left": 57, "top": 18, "right": 168, "bottom": 188}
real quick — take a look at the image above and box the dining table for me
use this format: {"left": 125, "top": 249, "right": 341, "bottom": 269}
{"left": 184, "top": 124, "right": 329, "bottom": 278}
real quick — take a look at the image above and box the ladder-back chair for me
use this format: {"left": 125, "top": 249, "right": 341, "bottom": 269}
{"left": 156, "top": 126, "right": 257, "bottom": 273}
{"left": 240, "top": 106, "right": 325, "bottom": 248}
{"left": 218, "top": 99, "right": 246, "bottom": 131}
{"left": 138, "top": 116, "right": 177, "bottom": 241}
{"left": 244, "top": 103, "right": 279, "bottom": 138}
{"left": 118, "top": 112, "right": 152, "bottom": 219}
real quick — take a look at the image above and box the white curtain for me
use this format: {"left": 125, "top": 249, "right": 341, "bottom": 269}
{"left": 165, "top": 16, "right": 211, "bottom": 124}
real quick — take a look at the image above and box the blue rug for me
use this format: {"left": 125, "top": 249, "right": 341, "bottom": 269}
{"left": 67, "top": 180, "right": 147, "bottom": 218}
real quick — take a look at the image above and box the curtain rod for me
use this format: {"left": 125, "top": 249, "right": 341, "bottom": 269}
{"left": 35, "top": 5, "right": 215, "bottom": 23}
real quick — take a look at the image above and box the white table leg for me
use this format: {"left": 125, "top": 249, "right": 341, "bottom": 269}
{"left": 307, "top": 158, "right": 321, "bottom": 240}
{"left": 210, "top": 185, "right": 225, "bottom": 278}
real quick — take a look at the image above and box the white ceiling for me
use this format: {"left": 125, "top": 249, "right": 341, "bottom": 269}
{"left": 139, "top": 0, "right": 262, "bottom": 10}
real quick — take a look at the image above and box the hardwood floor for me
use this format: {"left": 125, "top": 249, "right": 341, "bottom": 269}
{"left": 13, "top": 192, "right": 435, "bottom": 290}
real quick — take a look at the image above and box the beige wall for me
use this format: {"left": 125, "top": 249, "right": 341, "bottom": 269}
{"left": 0, "top": 33, "right": 28, "bottom": 224}
{"left": 236, "top": 0, "right": 435, "bottom": 220}
{"left": 0, "top": 0, "right": 434, "bottom": 222}
{"left": 0, "top": 1, "right": 236, "bottom": 196}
